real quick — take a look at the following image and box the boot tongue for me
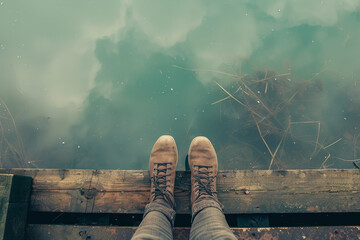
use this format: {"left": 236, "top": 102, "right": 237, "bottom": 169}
{"left": 196, "top": 167, "right": 214, "bottom": 197}
{"left": 156, "top": 164, "right": 167, "bottom": 188}
{"left": 152, "top": 163, "right": 168, "bottom": 201}
{"left": 152, "top": 163, "right": 175, "bottom": 208}
{"left": 198, "top": 169, "right": 210, "bottom": 184}
{"left": 198, "top": 166, "right": 211, "bottom": 180}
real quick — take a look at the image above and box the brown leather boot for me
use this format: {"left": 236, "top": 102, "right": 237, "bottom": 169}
{"left": 149, "top": 135, "right": 178, "bottom": 209}
{"left": 188, "top": 136, "right": 220, "bottom": 206}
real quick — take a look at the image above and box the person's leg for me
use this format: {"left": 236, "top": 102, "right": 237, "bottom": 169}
{"left": 131, "top": 135, "right": 178, "bottom": 240}
{"left": 190, "top": 198, "right": 236, "bottom": 240}
{"left": 188, "top": 137, "right": 237, "bottom": 240}
{"left": 131, "top": 199, "right": 174, "bottom": 240}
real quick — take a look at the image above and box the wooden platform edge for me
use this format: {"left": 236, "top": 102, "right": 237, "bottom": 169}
{"left": 0, "top": 168, "right": 359, "bottom": 214}
{"left": 26, "top": 224, "right": 360, "bottom": 240}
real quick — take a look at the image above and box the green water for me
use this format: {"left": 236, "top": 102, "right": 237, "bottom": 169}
{"left": 1, "top": 1, "right": 360, "bottom": 170}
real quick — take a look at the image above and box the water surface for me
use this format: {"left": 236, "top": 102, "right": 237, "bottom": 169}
{"left": 1, "top": 1, "right": 360, "bottom": 169}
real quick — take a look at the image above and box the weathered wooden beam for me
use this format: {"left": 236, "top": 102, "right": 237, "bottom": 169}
{"left": 0, "top": 174, "right": 32, "bottom": 240}
{"left": 25, "top": 224, "right": 360, "bottom": 240}
{"left": 0, "top": 169, "right": 359, "bottom": 214}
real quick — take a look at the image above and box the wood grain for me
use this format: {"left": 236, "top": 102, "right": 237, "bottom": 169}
{"left": 26, "top": 224, "right": 360, "bottom": 240}
{"left": 0, "top": 169, "right": 359, "bottom": 214}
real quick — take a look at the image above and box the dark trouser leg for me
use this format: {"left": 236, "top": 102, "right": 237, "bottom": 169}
{"left": 190, "top": 198, "right": 237, "bottom": 240}
{"left": 131, "top": 199, "right": 175, "bottom": 240}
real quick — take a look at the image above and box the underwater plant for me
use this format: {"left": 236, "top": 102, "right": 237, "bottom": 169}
{"left": 0, "top": 99, "right": 27, "bottom": 168}
{"left": 176, "top": 65, "right": 360, "bottom": 170}
{"left": 215, "top": 69, "right": 360, "bottom": 169}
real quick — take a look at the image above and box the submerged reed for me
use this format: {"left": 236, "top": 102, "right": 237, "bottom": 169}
{"left": 174, "top": 64, "right": 360, "bottom": 169}
{"left": 0, "top": 99, "right": 27, "bottom": 168}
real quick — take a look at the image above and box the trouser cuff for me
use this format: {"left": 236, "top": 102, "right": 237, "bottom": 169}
{"left": 143, "top": 199, "right": 176, "bottom": 227}
{"left": 191, "top": 197, "right": 224, "bottom": 223}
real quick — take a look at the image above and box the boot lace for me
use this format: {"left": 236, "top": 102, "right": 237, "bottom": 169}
{"left": 151, "top": 162, "right": 175, "bottom": 208}
{"left": 194, "top": 165, "right": 217, "bottom": 199}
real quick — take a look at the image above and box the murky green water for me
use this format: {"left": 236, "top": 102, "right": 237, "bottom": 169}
{"left": 1, "top": 1, "right": 360, "bottom": 170}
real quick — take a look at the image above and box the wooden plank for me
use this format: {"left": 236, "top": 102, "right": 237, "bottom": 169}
{"left": 0, "top": 169, "right": 359, "bottom": 214}
{"left": 0, "top": 174, "right": 32, "bottom": 240}
{"left": 26, "top": 224, "right": 360, "bottom": 240}
{"left": 0, "top": 175, "right": 12, "bottom": 240}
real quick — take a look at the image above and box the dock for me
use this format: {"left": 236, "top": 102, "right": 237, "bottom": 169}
{"left": 1, "top": 168, "right": 360, "bottom": 239}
